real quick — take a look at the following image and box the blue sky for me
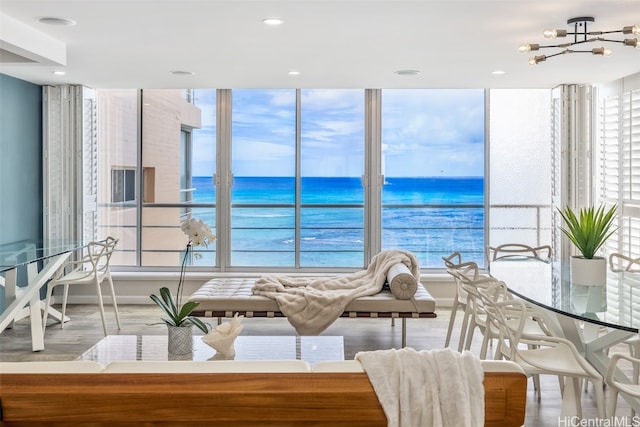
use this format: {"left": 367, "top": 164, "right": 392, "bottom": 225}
{"left": 192, "top": 88, "right": 484, "bottom": 177}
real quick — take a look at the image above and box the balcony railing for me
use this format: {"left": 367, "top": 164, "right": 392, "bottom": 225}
{"left": 100, "top": 202, "right": 551, "bottom": 270}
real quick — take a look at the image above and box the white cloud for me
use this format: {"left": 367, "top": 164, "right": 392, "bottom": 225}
{"left": 233, "top": 138, "right": 295, "bottom": 161}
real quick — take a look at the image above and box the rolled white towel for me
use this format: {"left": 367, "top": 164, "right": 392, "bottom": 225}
{"left": 387, "top": 263, "right": 418, "bottom": 300}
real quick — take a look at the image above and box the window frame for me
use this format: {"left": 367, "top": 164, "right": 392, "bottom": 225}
{"left": 96, "top": 87, "right": 555, "bottom": 272}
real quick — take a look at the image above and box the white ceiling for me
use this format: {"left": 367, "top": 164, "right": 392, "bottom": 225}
{"left": 0, "top": 0, "right": 638, "bottom": 89}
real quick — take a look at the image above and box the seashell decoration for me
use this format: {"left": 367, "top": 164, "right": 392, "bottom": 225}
{"left": 201, "top": 313, "right": 244, "bottom": 358}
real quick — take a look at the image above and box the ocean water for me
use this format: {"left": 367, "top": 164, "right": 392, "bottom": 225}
{"left": 189, "top": 176, "right": 484, "bottom": 268}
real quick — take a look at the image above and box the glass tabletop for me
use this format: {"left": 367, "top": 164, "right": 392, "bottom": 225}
{"left": 77, "top": 335, "right": 345, "bottom": 367}
{"left": 0, "top": 240, "right": 82, "bottom": 273}
{"left": 488, "top": 257, "right": 640, "bottom": 333}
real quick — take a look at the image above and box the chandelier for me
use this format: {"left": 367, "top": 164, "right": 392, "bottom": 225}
{"left": 519, "top": 17, "right": 639, "bottom": 65}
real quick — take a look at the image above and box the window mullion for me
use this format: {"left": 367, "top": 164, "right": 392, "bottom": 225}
{"left": 216, "top": 89, "right": 232, "bottom": 271}
{"left": 365, "top": 89, "right": 382, "bottom": 264}
{"left": 295, "top": 89, "right": 301, "bottom": 268}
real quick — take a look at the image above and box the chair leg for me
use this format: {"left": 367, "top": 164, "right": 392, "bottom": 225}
{"left": 106, "top": 275, "right": 121, "bottom": 330}
{"left": 526, "top": 344, "right": 541, "bottom": 396}
{"left": 479, "top": 331, "right": 489, "bottom": 359}
{"left": 593, "top": 379, "right": 606, "bottom": 420}
{"left": 94, "top": 279, "right": 108, "bottom": 336}
{"left": 61, "top": 284, "right": 70, "bottom": 329}
{"left": 569, "top": 377, "right": 583, "bottom": 418}
{"left": 629, "top": 340, "right": 640, "bottom": 383}
{"left": 607, "top": 387, "right": 619, "bottom": 418}
{"left": 457, "top": 307, "right": 471, "bottom": 352}
{"left": 444, "top": 300, "right": 460, "bottom": 347}
{"left": 464, "top": 318, "right": 478, "bottom": 351}
{"left": 557, "top": 375, "right": 565, "bottom": 396}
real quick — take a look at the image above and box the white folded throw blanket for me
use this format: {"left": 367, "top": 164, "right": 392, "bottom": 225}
{"left": 356, "top": 348, "right": 484, "bottom": 427}
{"left": 252, "top": 249, "right": 420, "bottom": 335}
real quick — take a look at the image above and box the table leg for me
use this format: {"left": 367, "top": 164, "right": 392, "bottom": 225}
{"left": 29, "top": 292, "right": 45, "bottom": 351}
{"left": 4, "top": 268, "right": 17, "bottom": 329}
{"left": 0, "top": 252, "right": 72, "bottom": 351}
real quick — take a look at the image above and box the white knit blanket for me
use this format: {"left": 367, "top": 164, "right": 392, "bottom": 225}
{"left": 252, "top": 250, "right": 420, "bottom": 335}
{"left": 355, "top": 348, "right": 484, "bottom": 427}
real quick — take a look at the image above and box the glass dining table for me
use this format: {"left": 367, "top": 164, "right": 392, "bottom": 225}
{"left": 0, "top": 240, "right": 82, "bottom": 351}
{"left": 489, "top": 256, "right": 640, "bottom": 412}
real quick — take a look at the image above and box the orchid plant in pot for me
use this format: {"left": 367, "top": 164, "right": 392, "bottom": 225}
{"left": 150, "top": 218, "right": 215, "bottom": 354}
{"left": 558, "top": 204, "right": 618, "bottom": 287}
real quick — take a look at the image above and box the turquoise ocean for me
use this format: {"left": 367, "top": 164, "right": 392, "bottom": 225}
{"left": 189, "top": 176, "right": 484, "bottom": 268}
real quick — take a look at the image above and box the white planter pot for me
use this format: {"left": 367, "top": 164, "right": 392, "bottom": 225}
{"left": 167, "top": 325, "right": 193, "bottom": 355}
{"left": 570, "top": 256, "right": 607, "bottom": 287}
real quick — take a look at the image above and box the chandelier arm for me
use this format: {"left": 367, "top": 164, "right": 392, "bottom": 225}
{"left": 536, "top": 44, "right": 572, "bottom": 49}
{"left": 545, "top": 50, "right": 569, "bottom": 59}
{"left": 596, "top": 38, "right": 626, "bottom": 44}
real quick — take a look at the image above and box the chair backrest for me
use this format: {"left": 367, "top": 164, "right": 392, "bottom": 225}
{"left": 446, "top": 261, "right": 498, "bottom": 306}
{"left": 486, "top": 243, "right": 551, "bottom": 263}
{"left": 477, "top": 283, "right": 528, "bottom": 361}
{"left": 458, "top": 276, "right": 509, "bottom": 325}
{"left": 447, "top": 262, "right": 496, "bottom": 286}
{"left": 442, "top": 251, "right": 478, "bottom": 270}
{"left": 85, "top": 237, "right": 118, "bottom": 275}
{"left": 609, "top": 253, "right": 640, "bottom": 273}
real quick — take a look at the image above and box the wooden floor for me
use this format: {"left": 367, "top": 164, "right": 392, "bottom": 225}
{"left": 0, "top": 303, "right": 634, "bottom": 426}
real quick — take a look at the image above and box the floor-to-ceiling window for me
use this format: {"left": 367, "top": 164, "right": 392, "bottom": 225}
{"left": 299, "top": 89, "right": 365, "bottom": 267}
{"left": 230, "top": 89, "right": 297, "bottom": 267}
{"left": 96, "top": 87, "right": 553, "bottom": 271}
{"left": 230, "top": 89, "right": 365, "bottom": 268}
{"left": 139, "top": 90, "right": 216, "bottom": 267}
{"left": 97, "top": 89, "right": 139, "bottom": 266}
{"left": 489, "top": 89, "right": 553, "bottom": 256}
{"left": 381, "top": 89, "right": 485, "bottom": 266}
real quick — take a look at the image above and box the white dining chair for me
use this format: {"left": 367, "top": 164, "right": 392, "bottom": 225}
{"left": 480, "top": 284, "right": 606, "bottom": 419}
{"left": 43, "top": 237, "right": 121, "bottom": 336}
{"left": 445, "top": 262, "right": 499, "bottom": 354}
{"left": 486, "top": 243, "right": 552, "bottom": 263}
{"left": 605, "top": 352, "right": 640, "bottom": 417}
{"left": 609, "top": 253, "right": 640, "bottom": 273}
{"left": 441, "top": 252, "right": 490, "bottom": 350}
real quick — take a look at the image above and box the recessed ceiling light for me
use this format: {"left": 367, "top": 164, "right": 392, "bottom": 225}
{"left": 288, "top": 70, "right": 300, "bottom": 76}
{"left": 262, "top": 18, "right": 284, "bottom": 26}
{"left": 394, "top": 70, "right": 421, "bottom": 76}
{"left": 52, "top": 70, "right": 66, "bottom": 75}
{"left": 492, "top": 70, "right": 506, "bottom": 75}
{"left": 37, "top": 16, "right": 76, "bottom": 26}
{"left": 170, "top": 70, "right": 195, "bottom": 76}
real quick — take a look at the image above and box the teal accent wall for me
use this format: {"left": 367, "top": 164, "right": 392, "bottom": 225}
{"left": 0, "top": 74, "right": 43, "bottom": 309}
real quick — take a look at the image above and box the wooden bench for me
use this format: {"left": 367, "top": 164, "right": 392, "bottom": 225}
{"left": 0, "top": 369, "right": 525, "bottom": 426}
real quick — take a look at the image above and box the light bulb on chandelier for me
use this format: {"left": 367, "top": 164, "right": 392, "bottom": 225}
{"left": 519, "top": 17, "right": 639, "bottom": 65}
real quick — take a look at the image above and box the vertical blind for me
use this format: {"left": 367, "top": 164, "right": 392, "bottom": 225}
{"left": 598, "top": 83, "right": 640, "bottom": 328}
{"left": 600, "top": 88, "right": 640, "bottom": 258}
{"left": 43, "top": 85, "right": 98, "bottom": 246}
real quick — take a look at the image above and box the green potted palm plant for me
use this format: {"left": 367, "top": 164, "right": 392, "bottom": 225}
{"left": 558, "top": 204, "right": 618, "bottom": 286}
{"left": 150, "top": 218, "right": 215, "bottom": 354}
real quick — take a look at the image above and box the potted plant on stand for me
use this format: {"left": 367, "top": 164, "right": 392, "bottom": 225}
{"left": 558, "top": 204, "right": 618, "bottom": 287}
{"left": 150, "top": 218, "right": 215, "bottom": 355}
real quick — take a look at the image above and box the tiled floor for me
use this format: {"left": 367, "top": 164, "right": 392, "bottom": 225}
{"left": 0, "top": 303, "right": 634, "bottom": 426}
